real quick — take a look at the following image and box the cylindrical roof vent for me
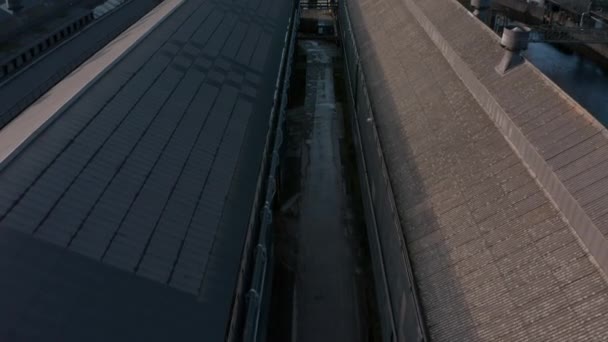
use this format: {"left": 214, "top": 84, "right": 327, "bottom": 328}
{"left": 496, "top": 25, "right": 531, "bottom": 75}
{"left": 500, "top": 26, "right": 530, "bottom": 51}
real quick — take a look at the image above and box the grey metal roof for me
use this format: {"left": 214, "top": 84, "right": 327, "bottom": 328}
{"left": 0, "top": 0, "right": 292, "bottom": 339}
{"left": 347, "top": 0, "right": 608, "bottom": 339}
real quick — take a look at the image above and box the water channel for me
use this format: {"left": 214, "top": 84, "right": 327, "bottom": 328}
{"left": 524, "top": 42, "right": 608, "bottom": 125}
{"left": 460, "top": 0, "right": 608, "bottom": 126}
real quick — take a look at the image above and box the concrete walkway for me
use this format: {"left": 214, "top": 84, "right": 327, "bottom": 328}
{"left": 293, "top": 40, "right": 364, "bottom": 342}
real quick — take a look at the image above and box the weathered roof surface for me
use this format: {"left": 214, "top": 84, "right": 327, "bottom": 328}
{"left": 347, "top": 0, "right": 608, "bottom": 339}
{"left": 0, "top": 0, "right": 292, "bottom": 339}
{"left": 408, "top": 0, "right": 608, "bottom": 272}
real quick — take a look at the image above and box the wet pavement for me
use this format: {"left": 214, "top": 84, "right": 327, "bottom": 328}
{"left": 274, "top": 39, "right": 368, "bottom": 342}
{"left": 295, "top": 39, "right": 362, "bottom": 342}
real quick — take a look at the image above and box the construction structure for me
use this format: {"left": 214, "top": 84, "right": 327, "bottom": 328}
{"left": 0, "top": 0, "right": 606, "bottom": 340}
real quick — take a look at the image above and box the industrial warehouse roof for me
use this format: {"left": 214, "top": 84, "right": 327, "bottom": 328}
{"left": 0, "top": 0, "right": 292, "bottom": 339}
{"left": 348, "top": 0, "right": 608, "bottom": 339}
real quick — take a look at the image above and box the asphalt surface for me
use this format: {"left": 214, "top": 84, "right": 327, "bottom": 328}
{"left": 0, "top": 0, "right": 293, "bottom": 339}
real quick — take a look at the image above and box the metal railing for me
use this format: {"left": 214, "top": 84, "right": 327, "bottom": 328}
{"left": 528, "top": 25, "right": 608, "bottom": 42}
{"left": 238, "top": 4, "right": 300, "bottom": 342}
{"left": 300, "top": 0, "right": 338, "bottom": 10}
{"left": 338, "top": 1, "right": 429, "bottom": 341}
{"left": 0, "top": 12, "right": 94, "bottom": 80}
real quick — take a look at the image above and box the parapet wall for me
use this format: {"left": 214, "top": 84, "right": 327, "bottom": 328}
{"left": 340, "top": 2, "right": 428, "bottom": 341}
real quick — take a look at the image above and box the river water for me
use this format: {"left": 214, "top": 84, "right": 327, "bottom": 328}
{"left": 524, "top": 43, "right": 608, "bottom": 126}
{"left": 457, "top": 0, "right": 608, "bottom": 126}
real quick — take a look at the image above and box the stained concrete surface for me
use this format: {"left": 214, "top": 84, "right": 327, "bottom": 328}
{"left": 287, "top": 39, "right": 367, "bottom": 342}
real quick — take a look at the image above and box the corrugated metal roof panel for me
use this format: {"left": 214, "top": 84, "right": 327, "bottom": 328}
{"left": 348, "top": 0, "right": 608, "bottom": 339}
